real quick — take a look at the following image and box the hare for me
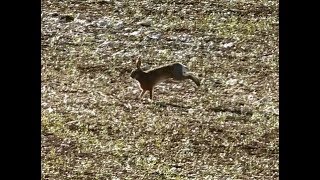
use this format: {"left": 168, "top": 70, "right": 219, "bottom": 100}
{"left": 130, "top": 59, "right": 200, "bottom": 99}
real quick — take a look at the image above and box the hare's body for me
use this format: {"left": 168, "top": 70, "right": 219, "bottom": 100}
{"left": 131, "top": 60, "right": 200, "bottom": 99}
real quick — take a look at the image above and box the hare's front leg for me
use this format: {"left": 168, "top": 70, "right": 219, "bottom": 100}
{"left": 149, "top": 88, "right": 153, "bottom": 100}
{"left": 139, "top": 89, "right": 146, "bottom": 98}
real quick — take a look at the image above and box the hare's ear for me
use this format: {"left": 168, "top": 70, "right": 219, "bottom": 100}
{"left": 136, "top": 59, "right": 142, "bottom": 69}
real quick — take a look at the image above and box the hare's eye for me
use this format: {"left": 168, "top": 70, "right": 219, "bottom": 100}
{"left": 130, "top": 71, "right": 138, "bottom": 79}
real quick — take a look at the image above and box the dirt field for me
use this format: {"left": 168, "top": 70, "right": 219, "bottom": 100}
{"left": 41, "top": 0, "right": 278, "bottom": 179}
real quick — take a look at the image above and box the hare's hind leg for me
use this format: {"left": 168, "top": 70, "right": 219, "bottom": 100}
{"left": 186, "top": 74, "right": 200, "bottom": 86}
{"left": 172, "top": 64, "right": 200, "bottom": 86}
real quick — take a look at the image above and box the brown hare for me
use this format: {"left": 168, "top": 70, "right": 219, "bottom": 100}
{"left": 130, "top": 59, "right": 200, "bottom": 99}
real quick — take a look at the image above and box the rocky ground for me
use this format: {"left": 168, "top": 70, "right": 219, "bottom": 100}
{"left": 41, "top": 0, "right": 279, "bottom": 179}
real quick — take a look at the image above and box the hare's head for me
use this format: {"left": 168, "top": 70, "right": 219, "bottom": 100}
{"left": 130, "top": 59, "right": 143, "bottom": 80}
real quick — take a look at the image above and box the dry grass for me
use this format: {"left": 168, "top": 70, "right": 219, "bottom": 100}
{"left": 41, "top": 0, "right": 278, "bottom": 179}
